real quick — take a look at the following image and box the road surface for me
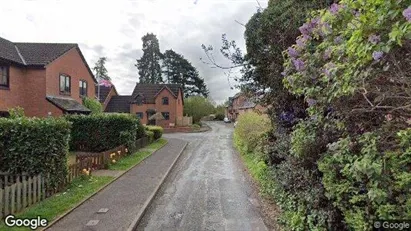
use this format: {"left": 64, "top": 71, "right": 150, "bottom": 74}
{"left": 137, "top": 122, "right": 268, "bottom": 231}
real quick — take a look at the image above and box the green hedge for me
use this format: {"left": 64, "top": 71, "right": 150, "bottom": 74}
{"left": 0, "top": 117, "right": 71, "bottom": 188}
{"left": 66, "top": 113, "right": 145, "bottom": 152}
{"left": 145, "top": 126, "right": 163, "bottom": 140}
{"left": 145, "top": 130, "right": 154, "bottom": 143}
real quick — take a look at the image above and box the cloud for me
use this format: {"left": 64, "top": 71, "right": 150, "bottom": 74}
{"left": 0, "top": 0, "right": 268, "bottom": 104}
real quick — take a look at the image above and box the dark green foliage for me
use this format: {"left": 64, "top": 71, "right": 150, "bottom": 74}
{"left": 162, "top": 49, "right": 209, "bottom": 97}
{"left": 145, "top": 130, "right": 154, "bottom": 143}
{"left": 8, "top": 106, "right": 25, "bottom": 119}
{"left": 0, "top": 117, "right": 71, "bottom": 188}
{"left": 214, "top": 113, "right": 225, "bottom": 121}
{"left": 145, "top": 126, "right": 163, "bottom": 140}
{"left": 136, "top": 33, "right": 163, "bottom": 84}
{"left": 66, "top": 113, "right": 144, "bottom": 152}
{"left": 93, "top": 57, "right": 111, "bottom": 81}
{"left": 82, "top": 97, "right": 103, "bottom": 114}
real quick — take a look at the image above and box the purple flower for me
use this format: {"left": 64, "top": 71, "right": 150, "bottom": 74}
{"left": 372, "top": 51, "right": 384, "bottom": 61}
{"left": 292, "top": 58, "right": 305, "bottom": 71}
{"left": 299, "top": 23, "right": 312, "bottom": 35}
{"left": 334, "top": 36, "right": 343, "bottom": 44}
{"left": 323, "top": 48, "right": 332, "bottom": 60}
{"left": 330, "top": 3, "right": 341, "bottom": 15}
{"left": 281, "top": 71, "right": 287, "bottom": 76}
{"left": 352, "top": 9, "right": 360, "bottom": 17}
{"left": 306, "top": 98, "right": 317, "bottom": 106}
{"left": 368, "top": 34, "right": 380, "bottom": 45}
{"left": 323, "top": 62, "right": 336, "bottom": 77}
{"left": 403, "top": 6, "right": 411, "bottom": 21}
{"left": 296, "top": 35, "right": 310, "bottom": 48}
{"left": 287, "top": 47, "right": 299, "bottom": 57}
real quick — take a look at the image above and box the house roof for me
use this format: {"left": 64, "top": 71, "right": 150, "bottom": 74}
{"left": 0, "top": 36, "right": 97, "bottom": 83}
{"left": 95, "top": 85, "right": 117, "bottom": 103}
{"left": 105, "top": 96, "right": 132, "bottom": 113}
{"left": 46, "top": 95, "right": 91, "bottom": 114}
{"left": 131, "top": 83, "right": 182, "bottom": 104}
{"left": 238, "top": 100, "right": 257, "bottom": 109}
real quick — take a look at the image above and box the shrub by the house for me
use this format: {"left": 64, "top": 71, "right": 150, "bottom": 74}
{"left": 0, "top": 117, "right": 71, "bottom": 188}
{"left": 82, "top": 97, "right": 103, "bottom": 114}
{"left": 145, "top": 126, "right": 163, "bottom": 140}
{"left": 67, "top": 113, "right": 145, "bottom": 152}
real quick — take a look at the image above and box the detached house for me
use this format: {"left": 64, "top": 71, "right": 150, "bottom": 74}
{"left": 0, "top": 36, "right": 96, "bottom": 117}
{"left": 226, "top": 92, "right": 268, "bottom": 121}
{"left": 104, "top": 83, "right": 184, "bottom": 127}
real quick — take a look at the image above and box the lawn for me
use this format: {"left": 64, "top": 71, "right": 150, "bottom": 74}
{"left": 109, "top": 138, "right": 168, "bottom": 171}
{"left": 0, "top": 176, "right": 113, "bottom": 231}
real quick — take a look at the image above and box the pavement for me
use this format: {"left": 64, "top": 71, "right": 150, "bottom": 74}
{"left": 137, "top": 121, "right": 268, "bottom": 231}
{"left": 46, "top": 138, "right": 187, "bottom": 231}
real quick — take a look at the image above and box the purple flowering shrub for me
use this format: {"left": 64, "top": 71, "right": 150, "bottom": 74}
{"left": 281, "top": 0, "right": 411, "bottom": 229}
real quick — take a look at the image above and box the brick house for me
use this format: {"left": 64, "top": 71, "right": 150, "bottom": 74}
{"left": 225, "top": 92, "right": 267, "bottom": 120}
{"left": 105, "top": 83, "right": 184, "bottom": 127}
{"left": 95, "top": 84, "right": 118, "bottom": 111}
{"left": 0, "top": 36, "right": 96, "bottom": 117}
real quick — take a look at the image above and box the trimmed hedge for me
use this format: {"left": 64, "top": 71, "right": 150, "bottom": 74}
{"left": 66, "top": 113, "right": 145, "bottom": 152}
{"left": 145, "top": 130, "right": 154, "bottom": 143}
{"left": 0, "top": 117, "right": 71, "bottom": 188}
{"left": 145, "top": 126, "right": 163, "bottom": 140}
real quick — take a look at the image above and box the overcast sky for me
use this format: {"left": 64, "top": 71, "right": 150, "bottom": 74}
{"left": 0, "top": 0, "right": 268, "bottom": 104}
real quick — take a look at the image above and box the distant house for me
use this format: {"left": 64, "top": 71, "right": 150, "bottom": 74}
{"left": 0, "top": 36, "right": 97, "bottom": 117}
{"left": 95, "top": 84, "right": 118, "bottom": 111}
{"left": 225, "top": 92, "right": 267, "bottom": 120}
{"left": 105, "top": 83, "right": 184, "bottom": 127}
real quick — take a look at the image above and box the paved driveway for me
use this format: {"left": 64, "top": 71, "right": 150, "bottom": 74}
{"left": 137, "top": 122, "right": 267, "bottom": 231}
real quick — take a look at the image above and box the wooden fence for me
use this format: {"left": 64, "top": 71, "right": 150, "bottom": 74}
{"left": 75, "top": 145, "right": 127, "bottom": 170}
{"left": 176, "top": 116, "right": 193, "bottom": 127}
{"left": 135, "top": 137, "right": 149, "bottom": 150}
{"left": 0, "top": 173, "right": 45, "bottom": 218}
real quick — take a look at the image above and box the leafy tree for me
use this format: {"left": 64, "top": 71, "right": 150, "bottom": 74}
{"left": 93, "top": 57, "right": 111, "bottom": 81}
{"left": 136, "top": 33, "right": 163, "bottom": 84}
{"left": 162, "top": 49, "right": 209, "bottom": 97}
{"left": 82, "top": 97, "right": 103, "bottom": 114}
{"left": 183, "top": 96, "right": 215, "bottom": 124}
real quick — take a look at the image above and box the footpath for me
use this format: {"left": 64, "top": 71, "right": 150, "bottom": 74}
{"left": 46, "top": 138, "right": 188, "bottom": 231}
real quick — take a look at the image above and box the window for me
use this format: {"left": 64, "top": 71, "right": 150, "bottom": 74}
{"left": 136, "top": 96, "right": 143, "bottom": 105}
{"left": 59, "top": 74, "right": 71, "bottom": 94}
{"left": 79, "top": 80, "right": 87, "bottom": 97}
{"left": 162, "top": 97, "right": 169, "bottom": 105}
{"left": 136, "top": 112, "right": 143, "bottom": 119}
{"left": 162, "top": 112, "right": 170, "bottom": 120}
{"left": 0, "top": 111, "right": 9, "bottom": 118}
{"left": 0, "top": 66, "right": 9, "bottom": 88}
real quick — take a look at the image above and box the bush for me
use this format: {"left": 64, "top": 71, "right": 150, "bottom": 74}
{"left": 184, "top": 96, "right": 215, "bottom": 124}
{"left": 214, "top": 113, "right": 225, "bottom": 121}
{"left": 279, "top": 1, "right": 411, "bottom": 229}
{"left": 8, "top": 106, "right": 25, "bottom": 119}
{"left": 0, "top": 117, "right": 71, "bottom": 188}
{"left": 234, "top": 112, "right": 272, "bottom": 152}
{"left": 82, "top": 97, "right": 103, "bottom": 114}
{"left": 66, "top": 113, "right": 144, "bottom": 152}
{"left": 145, "top": 126, "right": 163, "bottom": 140}
{"left": 145, "top": 130, "right": 154, "bottom": 143}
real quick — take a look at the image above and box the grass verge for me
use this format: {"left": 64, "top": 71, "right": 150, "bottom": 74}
{"left": 0, "top": 176, "right": 113, "bottom": 231}
{"left": 109, "top": 138, "right": 168, "bottom": 171}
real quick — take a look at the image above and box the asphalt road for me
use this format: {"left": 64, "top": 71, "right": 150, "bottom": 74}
{"left": 137, "top": 121, "right": 268, "bottom": 231}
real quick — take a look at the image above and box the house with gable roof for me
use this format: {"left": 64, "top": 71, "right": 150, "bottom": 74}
{"left": 104, "top": 83, "right": 184, "bottom": 127}
{"left": 0, "top": 36, "right": 97, "bottom": 117}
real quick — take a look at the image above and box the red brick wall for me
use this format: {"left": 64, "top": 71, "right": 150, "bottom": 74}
{"left": 130, "top": 103, "right": 154, "bottom": 125}
{"left": 45, "top": 47, "right": 96, "bottom": 103}
{"left": 0, "top": 66, "right": 58, "bottom": 117}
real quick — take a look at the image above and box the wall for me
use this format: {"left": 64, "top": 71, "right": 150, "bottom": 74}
{"left": 45, "top": 47, "right": 96, "bottom": 103}
{"left": 0, "top": 65, "right": 55, "bottom": 117}
{"left": 130, "top": 103, "right": 155, "bottom": 125}
{"left": 153, "top": 88, "right": 177, "bottom": 128}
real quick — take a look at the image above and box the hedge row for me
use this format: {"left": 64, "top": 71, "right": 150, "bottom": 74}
{"left": 0, "top": 117, "right": 71, "bottom": 188}
{"left": 145, "top": 126, "right": 163, "bottom": 140}
{"left": 66, "top": 113, "right": 145, "bottom": 152}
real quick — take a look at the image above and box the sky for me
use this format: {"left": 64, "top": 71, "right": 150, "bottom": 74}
{"left": 0, "top": 0, "right": 268, "bottom": 104}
